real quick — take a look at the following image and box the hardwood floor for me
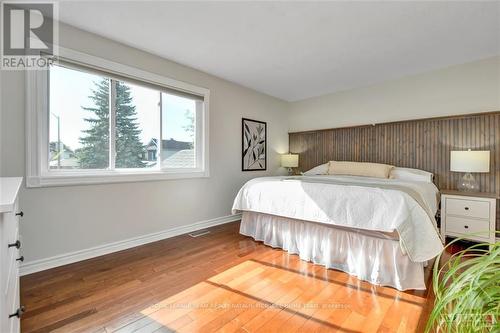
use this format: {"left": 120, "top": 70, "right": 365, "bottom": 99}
{"left": 21, "top": 222, "right": 434, "bottom": 332}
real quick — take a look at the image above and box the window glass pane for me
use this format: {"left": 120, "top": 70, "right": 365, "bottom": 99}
{"left": 161, "top": 93, "right": 196, "bottom": 169}
{"left": 48, "top": 61, "right": 203, "bottom": 176}
{"left": 115, "top": 81, "right": 160, "bottom": 169}
{"left": 49, "top": 64, "right": 109, "bottom": 169}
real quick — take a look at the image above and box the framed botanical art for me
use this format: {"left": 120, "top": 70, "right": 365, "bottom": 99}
{"left": 242, "top": 118, "right": 267, "bottom": 171}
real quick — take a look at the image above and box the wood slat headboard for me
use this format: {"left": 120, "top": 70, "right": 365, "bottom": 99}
{"left": 289, "top": 111, "right": 500, "bottom": 230}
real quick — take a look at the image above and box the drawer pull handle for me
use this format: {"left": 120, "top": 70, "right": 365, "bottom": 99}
{"left": 15, "top": 211, "right": 24, "bottom": 217}
{"left": 16, "top": 256, "right": 24, "bottom": 262}
{"left": 464, "top": 207, "right": 469, "bottom": 211}
{"left": 464, "top": 225, "right": 469, "bottom": 229}
{"left": 9, "top": 306, "right": 25, "bottom": 319}
{"left": 8, "top": 240, "right": 21, "bottom": 249}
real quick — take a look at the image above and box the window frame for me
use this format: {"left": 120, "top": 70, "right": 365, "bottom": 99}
{"left": 26, "top": 46, "right": 210, "bottom": 187}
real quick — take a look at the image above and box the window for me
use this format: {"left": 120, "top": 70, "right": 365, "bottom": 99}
{"left": 27, "top": 47, "right": 209, "bottom": 187}
{"left": 49, "top": 64, "right": 110, "bottom": 170}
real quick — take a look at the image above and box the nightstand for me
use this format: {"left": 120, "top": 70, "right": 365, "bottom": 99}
{"left": 441, "top": 190, "right": 497, "bottom": 246}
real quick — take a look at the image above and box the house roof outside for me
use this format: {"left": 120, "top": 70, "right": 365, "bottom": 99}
{"left": 48, "top": 139, "right": 194, "bottom": 169}
{"left": 162, "top": 149, "right": 195, "bottom": 169}
{"left": 49, "top": 157, "right": 79, "bottom": 168}
{"left": 145, "top": 138, "right": 192, "bottom": 151}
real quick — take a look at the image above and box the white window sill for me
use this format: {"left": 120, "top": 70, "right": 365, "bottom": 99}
{"left": 27, "top": 170, "right": 210, "bottom": 188}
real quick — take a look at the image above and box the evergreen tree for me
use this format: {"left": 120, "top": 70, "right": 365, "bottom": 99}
{"left": 114, "top": 81, "right": 145, "bottom": 168}
{"left": 77, "top": 79, "right": 145, "bottom": 168}
{"left": 76, "top": 79, "right": 110, "bottom": 168}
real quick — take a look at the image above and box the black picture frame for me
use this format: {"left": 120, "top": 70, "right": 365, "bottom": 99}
{"left": 242, "top": 118, "right": 267, "bottom": 171}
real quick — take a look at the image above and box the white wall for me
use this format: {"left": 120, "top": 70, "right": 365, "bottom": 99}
{"left": 289, "top": 56, "right": 500, "bottom": 132}
{"left": 0, "top": 24, "right": 289, "bottom": 263}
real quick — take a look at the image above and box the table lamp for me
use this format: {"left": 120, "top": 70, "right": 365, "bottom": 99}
{"left": 281, "top": 154, "right": 299, "bottom": 176}
{"left": 450, "top": 149, "right": 490, "bottom": 192}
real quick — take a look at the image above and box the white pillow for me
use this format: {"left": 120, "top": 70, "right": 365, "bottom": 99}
{"left": 390, "top": 167, "right": 433, "bottom": 183}
{"left": 303, "top": 163, "right": 329, "bottom": 175}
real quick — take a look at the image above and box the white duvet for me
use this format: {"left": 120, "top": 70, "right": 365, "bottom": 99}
{"left": 232, "top": 175, "right": 444, "bottom": 262}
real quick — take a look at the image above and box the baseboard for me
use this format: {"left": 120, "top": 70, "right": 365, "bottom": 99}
{"left": 20, "top": 213, "right": 242, "bottom": 276}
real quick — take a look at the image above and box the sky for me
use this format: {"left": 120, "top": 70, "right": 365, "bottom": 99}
{"left": 49, "top": 65, "right": 195, "bottom": 152}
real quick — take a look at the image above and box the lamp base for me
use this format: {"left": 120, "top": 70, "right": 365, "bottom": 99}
{"left": 457, "top": 173, "right": 480, "bottom": 192}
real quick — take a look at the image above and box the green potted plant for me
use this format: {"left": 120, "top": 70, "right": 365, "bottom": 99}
{"left": 425, "top": 237, "right": 499, "bottom": 332}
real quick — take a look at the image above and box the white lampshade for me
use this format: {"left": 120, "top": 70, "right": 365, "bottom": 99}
{"left": 281, "top": 154, "right": 299, "bottom": 168}
{"left": 450, "top": 150, "right": 490, "bottom": 173}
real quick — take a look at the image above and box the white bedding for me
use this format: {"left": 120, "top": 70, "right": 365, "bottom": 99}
{"left": 240, "top": 211, "right": 426, "bottom": 290}
{"left": 232, "top": 175, "right": 443, "bottom": 262}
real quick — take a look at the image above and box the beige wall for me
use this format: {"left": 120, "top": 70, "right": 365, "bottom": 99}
{"left": 289, "top": 56, "right": 500, "bottom": 132}
{"left": 0, "top": 24, "right": 289, "bottom": 263}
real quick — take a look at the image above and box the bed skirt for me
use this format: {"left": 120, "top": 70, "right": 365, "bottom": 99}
{"left": 240, "top": 211, "right": 426, "bottom": 290}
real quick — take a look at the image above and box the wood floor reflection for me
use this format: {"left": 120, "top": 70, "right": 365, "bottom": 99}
{"left": 20, "top": 222, "right": 433, "bottom": 332}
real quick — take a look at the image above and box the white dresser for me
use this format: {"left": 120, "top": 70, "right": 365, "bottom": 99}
{"left": 0, "top": 177, "right": 23, "bottom": 333}
{"left": 441, "top": 190, "right": 497, "bottom": 246}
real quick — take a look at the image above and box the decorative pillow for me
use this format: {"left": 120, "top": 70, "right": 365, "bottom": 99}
{"left": 327, "top": 161, "right": 394, "bottom": 179}
{"left": 303, "top": 163, "right": 329, "bottom": 175}
{"left": 390, "top": 167, "right": 433, "bottom": 183}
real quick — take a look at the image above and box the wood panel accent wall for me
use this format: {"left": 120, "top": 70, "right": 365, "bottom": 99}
{"left": 289, "top": 111, "right": 500, "bottom": 231}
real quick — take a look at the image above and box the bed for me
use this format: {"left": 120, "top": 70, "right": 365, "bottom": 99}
{"left": 232, "top": 167, "right": 444, "bottom": 291}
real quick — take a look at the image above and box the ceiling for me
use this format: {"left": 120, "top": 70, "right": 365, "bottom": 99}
{"left": 58, "top": 1, "right": 500, "bottom": 102}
